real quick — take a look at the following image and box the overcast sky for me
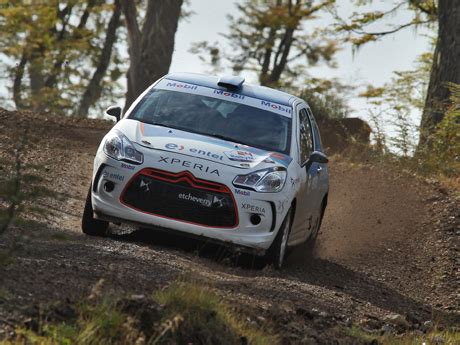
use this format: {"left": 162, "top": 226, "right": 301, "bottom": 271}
{"left": 172, "top": 0, "right": 432, "bottom": 128}
{"left": 0, "top": 0, "right": 432, "bottom": 132}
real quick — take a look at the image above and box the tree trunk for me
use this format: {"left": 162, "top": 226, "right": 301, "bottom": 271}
{"left": 13, "top": 52, "right": 28, "bottom": 110}
{"left": 77, "top": 0, "right": 121, "bottom": 117}
{"left": 269, "top": 28, "right": 295, "bottom": 85}
{"left": 419, "top": 0, "right": 460, "bottom": 146}
{"left": 29, "top": 49, "right": 46, "bottom": 111}
{"left": 121, "top": 0, "right": 183, "bottom": 112}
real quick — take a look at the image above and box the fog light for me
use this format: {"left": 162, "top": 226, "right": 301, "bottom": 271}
{"left": 104, "top": 181, "right": 115, "bottom": 192}
{"left": 250, "top": 214, "right": 261, "bottom": 225}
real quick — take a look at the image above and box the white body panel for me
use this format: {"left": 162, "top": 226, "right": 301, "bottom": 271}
{"left": 90, "top": 77, "right": 329, "bottom": 254}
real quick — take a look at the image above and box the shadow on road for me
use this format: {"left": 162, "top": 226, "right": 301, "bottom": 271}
{"left": 110, "top": 227, "right": 456, "bottom": 324}
{"left": 110, "top": 227, "right": 267, "bottom": 269}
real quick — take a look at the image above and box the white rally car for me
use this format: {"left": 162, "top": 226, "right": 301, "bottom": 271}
{"left": 82, "top": 73, "right": 329, "bottom": 268}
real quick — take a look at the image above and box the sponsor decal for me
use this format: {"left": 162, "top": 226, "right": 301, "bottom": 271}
{"left": 242, "top": 203, "right": 266, "bottom": 214}
{"left": 166, "top": 143, "right": 184, "bottom": 151}
{"left": 234, "top": 188, "right": 250, "bottom": 197}
{"left": 103, "top": 171, "right": 125, "bottom": 182}
{"left": 178, "top": 193, "right": 212, "bottom": 207}
{"left": 155, "top": 79, "right": 292, "bottom": 118}
{"left": 178, "top": 193, "right": 226, "bottom": 208}
{"left": 269, "top": 152, "right": 292, "bottom": 166}
{"left": 165, "top": 82, "right": 198, "bottom": 90}
{"left": 158, "top": 156, "right": 220, "bottom": 176}
{"left": 121, "top": 163, "right": 136, "bottom": 170}
{"left": 270, "top": 152, "right": 285, "bottom": 160}
{"left": 224, "top": 150, "right": 255, "bottom": 162}
{"left": 165, "top": 143, "right": 224, "bottom": 161}
{"left": 261, "top": 101, "right": 292, "bottom": 115}
{"left": 240, "top": 163, "right": 251, "bottom": 168}
{"left": 213, "top": 89, "right": 245, "bottom": 100}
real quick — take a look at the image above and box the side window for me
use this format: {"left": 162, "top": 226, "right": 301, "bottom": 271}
{"left": 299, "top": 108, "right": 313, "bottom": 164}
{"left": 306, "top": 108, "right": 322, "bottom": 150}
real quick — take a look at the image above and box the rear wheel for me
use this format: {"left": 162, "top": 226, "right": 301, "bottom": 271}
{"left": 266, "top": 208, "right": 292, "bottom": 269}
{"left": 82, "top": 187, "right": 109, "bottom": 237}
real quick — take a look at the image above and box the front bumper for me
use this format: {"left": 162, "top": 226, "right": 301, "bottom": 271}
{"left": 91, "top": 148, "right": 291, "bottom": 252}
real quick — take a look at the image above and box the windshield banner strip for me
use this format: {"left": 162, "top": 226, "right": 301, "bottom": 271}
{"left": 155, "top": 79, "right": 292, "bottom": 118}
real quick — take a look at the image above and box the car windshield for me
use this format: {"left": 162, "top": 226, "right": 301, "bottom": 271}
{"left": 129, "top": 88, "right": 292, "bottom": 154}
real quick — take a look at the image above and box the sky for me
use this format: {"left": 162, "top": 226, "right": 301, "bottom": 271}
{"left": 0, "top": 0, "right": 433, "bottom": 136}
{"left": 171, "top": 0, "right": 433, "bottom": 131}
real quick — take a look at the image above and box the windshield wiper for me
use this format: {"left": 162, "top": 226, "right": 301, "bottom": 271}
{"left": 207, "top": 133, "right": 252, "bottom": 147}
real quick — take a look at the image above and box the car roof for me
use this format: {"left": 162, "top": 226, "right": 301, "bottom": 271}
{"left": 163, "top": 72, "right": 302, "bottom": 107}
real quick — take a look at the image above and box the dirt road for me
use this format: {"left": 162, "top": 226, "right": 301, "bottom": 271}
{"left": 0, "top": 109, "right": 458, "bottom": 342}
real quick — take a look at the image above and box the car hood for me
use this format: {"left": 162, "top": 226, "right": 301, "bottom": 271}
{"left": 115, "top": 119, "right": 292, "bottom": 170}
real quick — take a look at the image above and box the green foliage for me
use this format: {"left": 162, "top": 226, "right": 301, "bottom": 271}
{"left": 0, "top": 0, "right": 125, "bottom": 115}
{"left": 418, "top": 83, "right": 460, "bottom": 177}
{"left": 5, "top": 298, "right": 130, "bottom": 345}
{"left": 333, "top": 0, "right": 437, "bottom": 48}
{"left": 76, "top": 299, "right": 129, "bottom": 344}
{"left": 2, "top": 282, "right": 276, "bottom": 345}
{"left": 193, "top": 0, "right": 338, "bottom": 88}
{"left": 0, "top": 250, "right": 15, "bottom": 267}
{"left": 351, "top": 83, "right": 459, "bottom": 186}
{"left": 154, "top": 282, "right": 276, "bottom": 345}
{"left": 360, "top": 51, "right": 433, "bottom": 156}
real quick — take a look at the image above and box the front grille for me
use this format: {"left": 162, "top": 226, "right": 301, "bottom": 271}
{"left": 120, "top": 169, "right": 238, "bottom": 228}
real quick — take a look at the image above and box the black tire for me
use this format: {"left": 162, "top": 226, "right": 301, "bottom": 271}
{"left": 82, "top": 187, "right": 109, "bottom": 236}
{"left": 265, "top": 208, "right": 293, "bottom": 269}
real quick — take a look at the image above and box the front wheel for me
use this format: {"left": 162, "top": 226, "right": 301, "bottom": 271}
{"left": 308, "top": 201, "right": 326, "bottom": 244}
{"left": 82, "top": 187, "right": 109, "bottom": 237}
{"left": 305, "top": 201, "right": 326, "bottom": 252}
{"left": 265, "top": 208, "right": 292, "bottom": 269}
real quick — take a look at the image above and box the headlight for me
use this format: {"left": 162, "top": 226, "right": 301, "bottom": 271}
{"left": 103, "top": 130, "right": 143, "bottom": 164}
{"left": 233, "top": 168, "right": 287, "bottom": 193}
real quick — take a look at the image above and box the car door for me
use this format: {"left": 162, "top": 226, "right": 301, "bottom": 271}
{"left": 289, "top": 107, "right": 317, "bottom": 243}
{"left": 305, "top": 108, "right": 326, "bottom": 220}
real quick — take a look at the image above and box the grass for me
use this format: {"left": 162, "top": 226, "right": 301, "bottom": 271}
{"left": 336, "top": 143, "right": 460, "bottom": 195}
{"left": 1, "top": 281, "right": 277, "bottom": 345}
{"left": 3, "top": 298, "right": 132, "bottom": 345}
{"left": 347, "top": 325, "right": 460, "bottom": 345}
{"left": 0, "top": 249, "right": 14, "bottom": 267}
{"left": 153, "top": 282, "right": 277, "bottom": 345}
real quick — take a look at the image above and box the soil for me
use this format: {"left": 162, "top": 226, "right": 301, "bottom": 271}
{"left": 0, "top": 109, "right": 458, "bottom": 343}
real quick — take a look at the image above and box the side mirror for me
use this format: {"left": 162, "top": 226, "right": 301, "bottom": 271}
{"left": 310, "top": 151, "right": 329, "bottom": 164}
{"left": 106, "top": 106, "right": 122, "bottom": 122}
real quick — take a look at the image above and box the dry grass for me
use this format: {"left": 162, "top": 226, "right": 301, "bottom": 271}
{"left": 1, "top": 281, "right": 277, "bottom": 345}
{"left": 347, "top": 325, "right": 460, "bottom": 345}
{"left": 153, "top": 281, "right": 277, "bottom": 345}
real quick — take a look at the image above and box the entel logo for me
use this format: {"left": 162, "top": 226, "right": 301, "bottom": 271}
{"left": 165, "top": 143, "right": 224, "bottom": 161}
{"left": 166, "top": 143, "right": 184, "bottom": 150}
{"left": 261, "top": 101, "right": 292, "bottom": 114}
